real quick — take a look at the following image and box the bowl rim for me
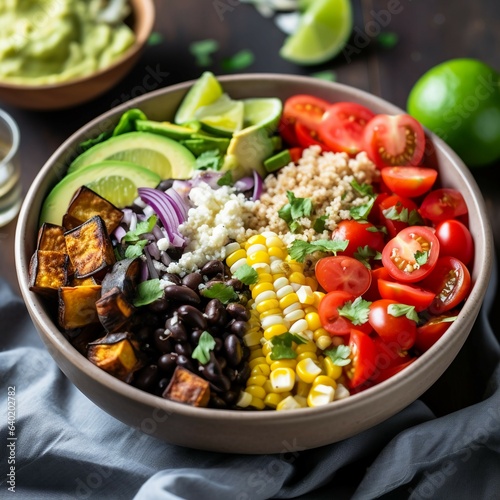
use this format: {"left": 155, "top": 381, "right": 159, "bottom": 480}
{"left": 15, "top": 73, "right": 494, "bottom": 424}
{"left": 0, "top": 0, "right": 155, "bottom": 90}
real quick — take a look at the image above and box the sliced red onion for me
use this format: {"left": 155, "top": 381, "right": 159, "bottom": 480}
{"left": 113, "top": 225, "right": 127, "bottom": 242}
{"left": 166, "top": 187, "right": 189, "bottom": 220}
{"left": 129, "top": 211, "right": 137, "bottom": 232}
{"left": 140, "top": 260, "right": 149, "bottom": 282}
{"left": 234, "top": 176, "right": 254, "bottom": 192}
{"left": 252, "top": 170, "right": 263, "bottom": 201}
{"left": 147, "top": 241, "right": 161, "bottom": 261}
{"left": 144, "top": 247, "right": 159, "bottom": 280}
{"left": 122, "top": 208, "right": 132, "bottom": 226}
{"left": 195, "top": 170, "right": 225, "bottom": 189}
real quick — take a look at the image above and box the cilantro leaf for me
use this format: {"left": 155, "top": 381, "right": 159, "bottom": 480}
{"left": 192, "top": 331, "right": 216, "bottom": 364}
{"left": 324, "top": 345, "right": 352, "bottom": 366}
{"left": 383, "top": 205, "right": 408, "bottom": 222}
{"left": 351, "top": 180, "right": 375, "bottom": 197}
{"left": 338, "top": 296, "right": 372, "bottom": 325}
{"left": 133, "top": 279, "right": 163, "bottom": 307}
{"left": 195, "top": 149, "right": 223, "bottom": 171}
{"left": 233, "top": 263, "right": 258, "bottom": 285}
{"left": 278, "top": 191, "right": 314, "bottom": 233}
{"left": 387, "top": 303, "right": 419, "bottom": 323}
{"left": 353, "top": 245, "right": 382, "bottom": 269}
{"left": 350, "top": 197, "right": 376, "bottom": 220}
{"left": 313, "top": 215, "right": 328, "bottom": 233}
{"left": 201, "top": 283, "right": 238, "bottom": 304}
{"left": 123, "top": 215, "right": 157, "bottom": 243}
{"left": 217, "top": 170, "right": 233, "bottom": 186}
{"left": 270, "top": 332, "right": 307, "bottom": 360}
{"left": 288, "top": 239, "right": 349, "bottom": 263}
{"left": 125, "top": 240, "right": 148, "bottom": 259}
{"left": 415, "top": 250, "right": 428, "bottom": 266}
{"left": 408, "top": 210, "right": 425, "bottom": 226}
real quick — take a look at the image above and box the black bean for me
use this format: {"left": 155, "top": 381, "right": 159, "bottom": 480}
{"left": 148, "top": 297, "right": 169, "bottom": 313}
{"left": 174, "top": 342, "right": 192, "bottom": 357}
{"left": 201, "top": 360, "right": 223, "bottom": 382}
{"left": 222, "top": 390, "right": 239, "bottom": 405}
{"left": 210, "top": 374, "right": 231, "bottom": 393}
{"left": 214, "top": 337, "right": 223, "bottom": 353}
{"left": 157, "top": 377, "right": 171, "bottom": 395}
{"left": 163, "top": 273, "right": 182, "bottom": 286}
{"left": 182, "top": 272, "right": 203, "bottom": 291}
{"left": 216, "top": 356, "right": 227, "bottom": 371}
{"left": 225, "top": 278, "right": 244, "bottom": 292}
{"left": 190, "top": 328, "right": 204, "bottom": 345}
{"left": 164, "top": 317, "right": 188, "bottom": 342}
{"left": 157, "top": 179, "right": 175, "bottom": 191}
{"left": 201, "top": 260, "right": 224, "bottom": 278}
{"left": 204, "top": 299, "right": 227, "bottom": 327}
{"left": 210, "top": 395, "right": 227, "bottom": 409}
{"left": 167, "top": 246, "right": 183, "bottom": 261}
{"left": 226, "top": 302, "right": 250, "bottom": 322}
{"left": 230, "top": 320, "right": 248, "bottom": 338}
{"left": 225, "top": 334, "right": 243, "bottom": 367}
{"left": 235, "top": 362, "right": 251, "bottom": 385}
{"left": 158, "top": 353, "right": 178, "bottom": 374}
{"left": 176, "top": 354, "right": 195, "bottom": 372}
{"left": 153, "top": 329, "right": 173, "bottom": 353}
{"left": 163, "top": 285, "right": 200, "bottom": 305}
{"left": 134, "top": 365, "right": 159, "bottom": 392}
{"left": 176, "top": 304, "right": 208, "bottom": 330}
{"left": 225, "top": 367, "right": 237, "bottom": 383}
{"left": 136, "top": 326, "right": 152, "bottom": 343}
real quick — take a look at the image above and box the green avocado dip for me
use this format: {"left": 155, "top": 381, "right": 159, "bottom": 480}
{"left": 0, "top": 0, "right": 136, "bottom": 85}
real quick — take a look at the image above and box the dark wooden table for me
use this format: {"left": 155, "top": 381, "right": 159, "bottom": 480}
{"left": 1, "top": 0, "right": 499, "bottom": 408}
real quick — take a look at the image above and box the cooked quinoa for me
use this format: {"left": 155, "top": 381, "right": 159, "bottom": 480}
{"left": 249, "top": 146, "right": 380, "bottom": 244}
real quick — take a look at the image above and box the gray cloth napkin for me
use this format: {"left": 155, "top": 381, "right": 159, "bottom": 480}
{"left": 1, "top": 267, "right": 499, "bottom": 500}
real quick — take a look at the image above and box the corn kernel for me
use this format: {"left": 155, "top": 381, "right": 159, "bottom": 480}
{"left": 256, "top": 299, "right": 280, "bottom": 314}
{"left": 264, "top": 393, "right": 283, "bottom": 408}
{"left": 248, "top": 375, "right": 267, "bottom": 387}
{"left": 276, "top": 284, "right": 294, "bottom": 299}
{"left": 250, "top": 396, "right": 266, "bottom": 410}
{"left": 294, "top": 395, "right": 308, "bottom": 408}
{"left": 296, "top": 351, "right": 318, "bottom": 363}
{"left": 295, "top": 380, "right": 312, "bottom": 398}
{"left": 254, "top": 290, "right": 277, "bottom": 304}
{"left": 296, "top": 285, "right": 315, "bottom": 305}
{"left": 254, "top": 264, "right": 271, "bottom": 274}
{"left": 295, "top": 342, "right": 317, "bottom": 355}
{"left": 249, "top": 356, "right": 267, "bottom": 369}
{"left": 260, "top": 340, "right": 273, "bottom": 356}
{"left": 288, "top": 262, "right": 304, "bottom": 274}
{"left": 266, "top": 236, "right": 285, "bottom": 248}
{"left": 306, "top": 312, "right": 322, "bottom": 332}
{"left": 305, "top": 276, "right": 318, "bottom": 292}
{"left": 246, "top": 243, "right": 267, "bottom": 256}
{"left": 279, "top": 293, "right": 299, "bottom": 310}
{"left": 269, "top": 358, "right": 297, "bottom": 371}
{"left": 251, "top": 364, "right": 270, "bottom": 377}
{"left": 224, "top": 242, "right": 241, "bottom": 255}
{"left": 252, "top": 282, "right": 274, "bottom": 299}
{"left": 243, "top": 330, "right": 262, "bottom": 347}
{"left": 307, "top": 384, "right": 335, "bottom": 407}
{"left": 246, "top": 385, "right": 267, "bottom": 399}
{"left": 313, "top": 327, "right": 330, "bottom": 341}
{"left": 247, "top": 234, "right": 267, "bottom": 247}
{"left": 226, "top": 249, "right": 246, "bottom": 268}
{"left": 261, "top": 314, "right": 286, "bottom": 330}
{"left": 230, "top": 258, "right": 248, "bottom": 274}
{"left": 249, "top": 348, "right": 264, "bottom": 361}
{"left": 303, "top": 306, "right": 316, "bottom": 314}
{"left": 296, "top": 358, "right": 322, "bottom": 384}
{"left": 323, "top": 357, "right": 343, "bottom": 380}
{"left": 255, "top": 271, "right": 273, "bottom": 283}
{"left": 268, "top": 246, "right": 285, "bottom": 259}
{"left": 283, "top": 302, "right": 302, "bottom": 315}
{"left": 273, "top": 276, "right": 289, "bottom": 290}
{"left": 259, "top": 308, "right": 283, "bottom": 319}
{"left": 264, "top": 323, "right": 289, "bottom": 340}
{"left": 276, "top": 395, "right": 302, "bottom": 410}
{"left": 334, "top": 383, "right": 351, "bottom": 400}
{"left": 313, "top": 291, "right": 326, "bottom": 308}
{"left": 316, "top": 335, "right": 332, "bottom": 351}
{"left": 270, "top": 367, "right": 296, "bottom": 392}
{"left": 289, "top": 272, "right": 306, "bottom": 285}
{"left": 313, "top": 375, "right": 337, "bottom": 389}
{"left": 236, "top": 391, "right": 252, "bottom": 408}
{"left": 248, "top": 251, "right": 270, "bottom": 266}
{"left": 289, "top": 318, "right": 308, "bottom": 334}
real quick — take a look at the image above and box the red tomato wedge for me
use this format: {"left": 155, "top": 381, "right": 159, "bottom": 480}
{"left": 373, "top": 336, "right": 413, "bottom": 371}
{"left": 318, "top": 102, "right": 375, "bottom": 155}
{"left": 318, "top": 291, "right": 372, "bottom": 336}
{"left": 382, "top": 225, "right": 440, "bottom": 283}
{"left": 363, "top": 114, "right": 426, "bottom": 168}
{"left": 331, "top": 219, "right": 385, "bottom": 258}
{"left": 377, "top": 279, "right": 435, "bottom": 311}
{"left": 363, "top": 266, "right": 393, "bottom": 301}
{"left": 346, "top": 330, "right": 378, "bottom": 388}
{"left": 372, "top": 358, "right": 417, "bottom": 384}
{"left": 283, "top": 94, "right": 331, "bottom": 131}
{"left": 295, "top": 122, "right": 331, "bottom": 150}
{"left": 420, "top": 256, "right": 471, "bottom": 314}
{"left": 381, "top": 166, "right": 438, "bottom": 198}
{"left": 435, "top": 219, "right": 474, "bottom": 265}
{"left": 315, "top": 255, "right": 372, "bottom": 296}
{"left": 419, "top": 188, "right": 468, "bottom": 222}
{"left": 378, "top": 194, "right": 420, "bottom": 238}
{"left": 415, "top": 313, "right": 457, "bottom": 353}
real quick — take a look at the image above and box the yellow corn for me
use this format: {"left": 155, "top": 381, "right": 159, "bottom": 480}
{"left": 296, "top": 358, "right": 322, "bottom": 384}
{"left": 263, "top": 324, "right": 288, "bottom": 340}
{"left": 247, "top": 375, "right": 267, "bottom": 387}
{"left": 250, "top": 397, "right": 266, "bottom": 410}
{"left": 251, "top": 363, "right": 271, "bottom": 377}
{"left": 269, "top": 358, "right": 297, "bottom": 371}
{"left": 313, "top": 375, "right": 337, "bottom": 389}
{"left": 307, "top": 384, "right": 335, "bottom": 407}
{"left": 246, "top": 385, "right": 267, "bottom": 400}
{"left": 270, "top": 367, "right": 296, "bottom": 392}
{"left": 252, "top": 282, "right": 274, "bottom": 299}
{"left": 264, "top": 393, "right": 283, "bottom": 409}
{"left": 323, "top": 357, "right": 343, "bottom": 380}
{"left": 316, "top": 335, "right": 332, "bottom": 351}
{"left": 226, "top": 248, "right": 246, "bottom": 268}
{"left": 296, "top": 351, "right": 318, "bottom": 363}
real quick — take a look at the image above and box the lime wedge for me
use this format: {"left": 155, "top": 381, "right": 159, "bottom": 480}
{"left": 242, "top": 97, "right": 283, "bottom": 130}
{"left": 280, "top": 0, "right": 353, "bottom": 65}
{"left": 174, "top": 71, "right": 223, "bottom": 124}
{"left": 195, "top": 93, "right": 245, "bottom": 137}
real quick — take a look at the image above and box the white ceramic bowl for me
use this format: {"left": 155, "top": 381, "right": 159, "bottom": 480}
{"left": 15, "top": 74, "right": 494, "bottom": 453}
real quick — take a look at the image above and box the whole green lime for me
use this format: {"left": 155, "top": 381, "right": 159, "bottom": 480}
{"left": 407, "top": 58, "right": 500, "bottom": 167}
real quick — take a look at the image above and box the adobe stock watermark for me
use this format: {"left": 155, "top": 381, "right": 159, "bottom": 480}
{"left": 343, "top": 0, "right": 409, "bottom": 63}
{"left": 213, "top": 0, "right": 241, "bottom": 21}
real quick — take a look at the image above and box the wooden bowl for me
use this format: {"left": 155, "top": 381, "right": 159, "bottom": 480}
{"left": 14, "top": 75, "right": 494, "bottom": 453}
{"left": 0, "top": 0, "right": 155, "bottom": 110}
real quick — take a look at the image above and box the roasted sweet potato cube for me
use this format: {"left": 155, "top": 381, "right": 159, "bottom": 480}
{"left": 29, "top": 250, "right": 69, "bottom": 295}
{"left": 101, "top": 257, "right": 141, "bottom": 299}
{"left": 96, "top": 286, "right": 135, "bottom": 332}
{"left": 64, "top": 216, "right": 116, "bottom": 278}
{"left": 64, "top": 186, "right": 123, "bottom": 234}
{"left": 70, "top": 275, "right": 98, "bottom": 286}
{"left": 162, "top": 366, "right": 210, "bottom": 407}
{"left": 87, "top": 333, "right": 140, "bottom": 382}
{"left": 64, "top": 324, "right": 105, "bottom": 355}
{"left": 58, "top": 285, "right": 102, "bottom": 330}
{"left": 36, "top": 223, "right": 67, "bottom": 252}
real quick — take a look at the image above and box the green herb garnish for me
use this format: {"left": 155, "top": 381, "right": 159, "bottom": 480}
{"left": 415, "top": 250, "right": 429, "bottom": 266}
{"left": 125, "top": 240, "right": 148, "bottom": 259}
{"left": 217, "top": 170, "right": 233, "bottom": 186}
{"left": 233, "top": 263, "right": 258, "bottom": 285}
{"left": 288, "top": 239, "right": 348, "bottom": 263}
{"left": 192, "top": 331, "right": 216, "bottom": 364}
{"left": 387, "top": 303, "right": 419, "bottom": 323}
{"left": 313, "top": 215, "right": 328, "bottom": 233}
{"left": 324, "top": 345, "right": 352, "bottom": 366}
{"left": 122, "top": 215, "right": 157, "bottom": 243}
{"left": 201, "top": 283, "right": 238, "bottom": 304}
{"left": 133, "top": 279, "right": 163, "bottom": 307}
{"left": 338, "top": 296, "right": 372, "bottom": 325}
{"left": 195, "top": 149, "right": 223, "bottom": 170}
{"left": 278, "top": 191, "right": 314, "bottom": 233}
{"left": 270, "top": 332, "right": 307, "bottom": 360}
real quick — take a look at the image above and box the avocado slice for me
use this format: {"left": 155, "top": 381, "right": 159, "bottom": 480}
{"left": 68, "top": 132, "right": 196, "bottom": 180}
{"left": 39, "top": 161, "right": 161, "bottom": 226}
{"left": 135, "top": 120, "right": 200, "bottom": 140}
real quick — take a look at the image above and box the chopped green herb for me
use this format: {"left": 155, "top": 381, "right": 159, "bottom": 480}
{"left": 222, "top": 49, "right": 255, "bottom": 71}
{"left": 311, "top": 70, "right": 337, "bottom": 82}
{"left": 350, "top": 197, "right": 376, "bottom": 220}
{"left": 351, "top": 180, "right": 375, "bottom": 197}
{"left": 353, "top": 245, "right": 382, "bottom": 269}
{"left": 201, "top": 282, "right": 238, "bottom": 304}
{"left": 324, "top": 345, "right": 352, "bottom": 366}
{"left": 288, "top": 239, "right": 349, "bottom": 263}
{"left": 383, "top": 205, "right": 408, "bottom": 222}
{"left": 338, "top": 296, "right": 371, "bottom": 325}
{"left": 278, "top": 191, "right": 314, "bottom": 233}
{"left": 414, "top": 250, "right": 428, "bottom": 266}
{"left": 217, "top": 170, "right": 233, "bottom": 186}
{"left": 313, "top": 215, "right": 328, "bottom": 233}
{"left": 190, "top": 39, "right": 220, "bottom": 67}
{"left": 377, "top": 32, "right": 399, "bottom": 49}
{"left": 192, "top": 331, "right": 216, "bottom": 364}
{"left": 123, "top": 215, "right": 158, "bottom": 243}
{"left": 270, "top": 332, "right": 307, "bottom": 360}
{"left": 125, "top": 240, "right": 148, "bottom": 259}
{"left": 133, "top": 279, "right": 163, "bottom": 307}
{"left": 147, "top": 32, "right": 164, "bottom": 46}
{"left": 408, "top": 210, "right": 425, "bottom": 226}
{"left": 195, "top": 149, "right": 223, "bottom": 170}
{"left": 387, "top": 303, "right": 419, "bottom": 322}
{"left": 233, "top": 263, "right": 258, "bottom": 285}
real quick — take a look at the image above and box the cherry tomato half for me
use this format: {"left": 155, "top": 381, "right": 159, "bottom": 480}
{"left": 283, "top": 94, "right": 331, "bottom": 131}
{"left": 346, "top": 330, "right": 377, "bottom": 388}
{"left": 363, "top": 114, "right": 426, "bottom": 168}
{"left": 382, "top": 225, "right": 440, "bottom": 283}
{"left": 331, "top": 219, "right": 385, "bottom": 258}
{"left": 380, "top": 166, "right": 438, "bottom": 198}
{"left": 372, "top": 357, "right": 417, "bottom": 384}
{"left": 378, "top": 194, "right": 420, "bottom": 238}
{"left": 414, "top": 313, "right": 457, "bottom": 353}
{"left": 315, "top": 255, "right": 372, "bottom": 296}
{"left": 318, "top": 102, "right": 375, "bottom": 155}
{"left": 363, "top": 266, "right": 393, "bottom": 301}
{"left": 419, "top": 188, "right": 468, "bottom": 222}
{"left": 318, "top": 291, "right": 372, "bottom": 336}
{"left": 377, "top": 279, "right": 435, "bottom": 312}
{"left": 368, "top": 299, "right": 417, "bottom": 350}
{"left": 420, "top": 256, "right": 471, "bottom": 314}
{"left": 295, "top": 122, "right": 331, "bottom": 150}
{"left": 434, "top": 219, "right": 474, "bottom": 265}
{"left": 373, "top": 336, "right": 413, "bottom": 372}
{"left": 278, "top": 115, "right": 299, "bottom": 147}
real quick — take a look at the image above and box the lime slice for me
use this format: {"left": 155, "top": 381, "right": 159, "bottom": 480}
{"left": 195, "top": 93, "right": 245, "bottom": 137}
{"left": 174, "top": 71, "right": 223, "bottom": 125}
{"left": 280, "top": 0, "right": 353, "bottom": 65}
{"left": 242, "top": 97, "right": 283, "bottom": 130}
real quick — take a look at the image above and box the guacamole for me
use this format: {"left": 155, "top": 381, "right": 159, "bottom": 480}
{"left": 0, "top": 0, "right": 136, "bottom": 85}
